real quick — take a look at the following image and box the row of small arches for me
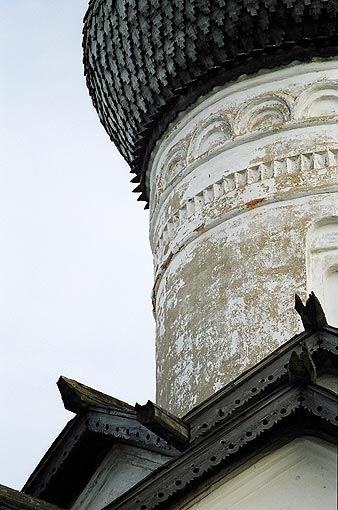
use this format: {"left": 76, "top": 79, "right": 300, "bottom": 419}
{"left": 158, "top": 82, "right": 338, "bottom": 193}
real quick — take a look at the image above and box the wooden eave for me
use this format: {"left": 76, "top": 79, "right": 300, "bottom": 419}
{"left": 101, "top": 325, "right": 337, "bottom": 510}
{"left": 22, "top": 317, "right": 337, "bottom": 510}
{"left": 0, "top": 484, "right": 63, "bottom": 510}
{"left": 185, "top": 326, "right": 338, "bottom": 442}
{"left": 23, "top": 407, "right": 177, "bottom": 508}
{"left": 103, "top": 383, "right": 337, "bottom": 510}
{"left": 57, "top": 376, "right": 134, "bottom": 414}
{"left": 135, "top": 401, "right": 190, "bottom": 450}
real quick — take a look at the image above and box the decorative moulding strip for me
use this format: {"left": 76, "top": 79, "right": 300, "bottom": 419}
{"left": 188, "top": 329, "right": 338, "bottom": 441}
{"left": 149, "top": 73, "right": 338, "bottom": 211}
{"left": 108, "top": 384, "right": 338, "bottom": 510}
{"left": 87, "top": 411, "right": 174, "bottom": 452}
{"left": 302, "top": 385, "right": 338, "bottom": 426}
{"left": 152, "top": 148, "right": 338, "bottom": 265}
{"left": 26, "top": 410, "right": 179, "bottom": 498}
{"left": 25, "top": 418, "right": 87, "bottom": 497}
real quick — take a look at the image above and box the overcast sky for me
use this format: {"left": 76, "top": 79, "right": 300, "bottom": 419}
{"left": 0, "top": 1, "right": 155, "bottom": 489}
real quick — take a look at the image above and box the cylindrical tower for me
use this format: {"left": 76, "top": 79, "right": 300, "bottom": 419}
{"left": 83, "top": 0, "right": 338, "bottom": 416}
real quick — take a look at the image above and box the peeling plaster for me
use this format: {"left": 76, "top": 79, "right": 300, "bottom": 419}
{"left": 148, "top": 61, "right": 338, "bottom": 416}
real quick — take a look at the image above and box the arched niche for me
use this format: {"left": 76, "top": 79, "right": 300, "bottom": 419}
{"left": 235, "top": 95, "right": 291, "bottom": 135}
{"left": 187, "top": 114, "right": 232, "bottom": 163}
{"left": 295, "top": 82, "right": 338, "bottom": 120}
{"left": 324, "top": 265, "right": 338, "bottom": 328}
{"left": 307, "top": 217, "right": 338, "bottom": 327}
{"left": 161, "top": 141, "right": 187, "bottom": 189}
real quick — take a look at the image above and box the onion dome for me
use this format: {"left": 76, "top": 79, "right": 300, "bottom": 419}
{"left": 83, "top": 0, "right": 338, "bottom": 205}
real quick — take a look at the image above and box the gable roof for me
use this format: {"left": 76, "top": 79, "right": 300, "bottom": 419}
{"left": 21, "top": 294, "right": 337, "bottom": 510}
{"left": 22, "top": 325, "right": 337, "bottom": 510}
{"left": 102, "top": 324, "right": 338, "bottom": 510}
{"left": 22, "top": 381, "right": 178, "bottom": 508}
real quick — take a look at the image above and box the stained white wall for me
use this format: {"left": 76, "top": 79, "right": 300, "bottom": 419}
{"left": 147, "top": 60, "right": 338, "bottom": 415}
{"left": 72, "top": 444, "right": 170, "bottom": 510}
{"left": 183, "top": 437, "right": 337, "bottom": 510}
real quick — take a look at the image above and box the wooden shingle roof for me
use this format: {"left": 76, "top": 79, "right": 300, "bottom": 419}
{"left": 83, "top": 0, "right": 338, "bottom": 205}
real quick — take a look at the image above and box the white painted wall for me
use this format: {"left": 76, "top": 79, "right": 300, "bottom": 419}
{"left": 71, "top": 444, "right": 169, "bottom": 510}
{"left": 317, "top": 373, "right": 338, "bottom": 393}
{"left": 307, "top": 217, "right": 338, "bottom": 327}
{"left": 147, "top": 60, "right": 338, "bottom": 415}
{"left": 183, "top": 437, "right": 337, "bottom": 510}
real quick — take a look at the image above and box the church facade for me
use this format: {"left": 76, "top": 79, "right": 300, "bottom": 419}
{"left": 1, "top": 1, "right": 337, "bottom": 509}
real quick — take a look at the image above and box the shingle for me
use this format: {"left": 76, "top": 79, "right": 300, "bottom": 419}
{"left": 83, "top": 0, "right": 338, "bottom": 205}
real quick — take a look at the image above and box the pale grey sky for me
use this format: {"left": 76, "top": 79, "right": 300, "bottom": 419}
{"left": 0, "top": 0, "right": 154, "bottom": 489}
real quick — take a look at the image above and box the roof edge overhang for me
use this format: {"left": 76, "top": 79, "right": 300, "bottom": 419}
{"left": 185, "top": 325, "right": 337, "bottom": 435}
{"left": 22, "top": 407, "right": 177, "bottom": 507}
{"left": 0, "top": 484, "right": 63, "bottom": 510}
{"left": 22, "top": 320, "right": 337, "bottom": 508}
{"left": 103, "top": 383, "right": 338, "bottom": 510}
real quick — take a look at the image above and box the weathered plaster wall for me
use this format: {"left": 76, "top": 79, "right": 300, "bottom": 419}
{"left": 148, "top": 60, "right": 338, "bottom": 415}
{"left": 182, "top": 437, "right": 337, "bottom": 510}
